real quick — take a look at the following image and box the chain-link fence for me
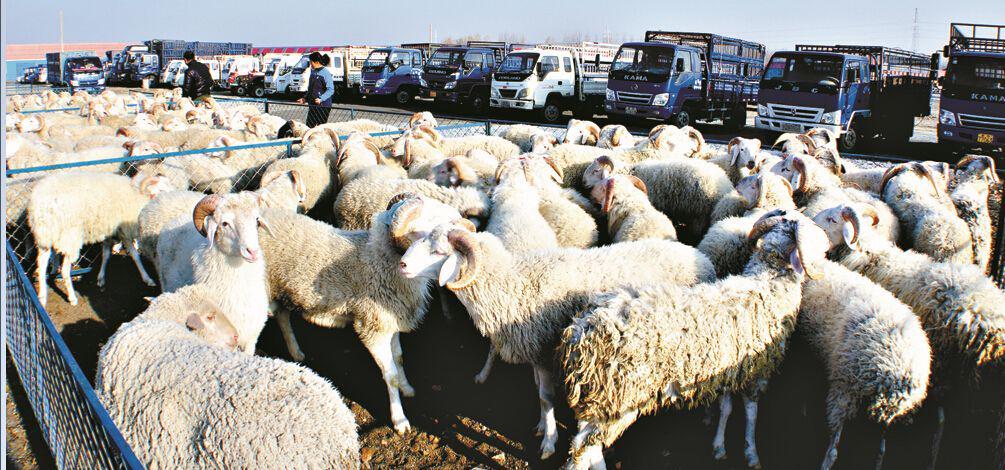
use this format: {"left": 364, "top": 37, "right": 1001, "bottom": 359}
{"left": 5, "top": 241, "right": 144, "bottom": 469}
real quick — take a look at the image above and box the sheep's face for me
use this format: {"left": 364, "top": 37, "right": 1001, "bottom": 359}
{"left": 753, "top": 214, "right": 829, "bottom": 278}
{"left": 583, "top": 157, "right": 616, "bottom": 189}
{"left": 770, "top": 154, "right": 809, "bottom": 192}
{"left": 407, "top": 111, "right": 437, "bottom": 129}
{"left": 184, "top": 303, "right": 240, "bottom": 350}
{"left": 132, "top": 114, "right": 159, "bottom": 130}
{"left": 811, "top": 204, "right": 880, "bottom": 252}
{"left": 199, "top": 195, "right": 271, "bottom": 263}
{"left": 162, "top": 116, "right": 187, "bottom": 132}
{"left": 736, "top": 175, "right": 762, "bottom": 208}
{"left": 5, "top": 113, "right": 24, "bottom": 131}
{"left": 530, "top": 133, "right": 558, "bottom": 154}
{"left": 228, "top": 112, "right": 249, "bottom": 131}
{"left": 563, "top": 120, "right": 600, "bottom": 145}
{"left": 399, "top": 224, "right": 459, "bottom": 282}
{"left": 16, "top": 115, "right": 44, "bottom": 133}
{"left": 246, "top": 117, "right": 273, "bottom": 139}
{"left": 133, "top": 173, "right": 174, "bottom": 198}
{"left": 730, "top": 138, "right": 762, "bottom": 172}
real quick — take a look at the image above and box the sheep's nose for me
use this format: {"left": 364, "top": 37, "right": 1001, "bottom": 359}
{"left": 399, "top": 261, "right": 407, "bottom": 270}
{"left": 747, "top": 161, "right": 756, "bottom": 170}
{"left": 242, "top": 247, "right": 259, "bottom": 262}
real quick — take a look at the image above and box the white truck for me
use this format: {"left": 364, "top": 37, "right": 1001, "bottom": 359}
{"left": 173, "top": 59, "right": 222, "bottom": 87}
{"left": 161, "top": 59, "right": 185, "bottom": 85}
{"left": 276, "top": 46, "right": 376, "bottom": 99}
{"left": 219, "top": 56, "right": 261, "bottom": 90}
{"left": 490, "top": 42, "right": 617, "bottom": 122}
{"left": 261, "top": 54, "right": 301, "bottom": 96}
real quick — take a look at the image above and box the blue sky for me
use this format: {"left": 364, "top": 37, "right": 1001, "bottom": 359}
{"left": 5, "top": 0, "right": 1004, "bottom": 54}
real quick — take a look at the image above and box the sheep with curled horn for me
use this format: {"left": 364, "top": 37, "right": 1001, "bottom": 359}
{"left": 879, "top": 161, "right": 973, "bottom": 264}
{"left": 405, "top": 111, "right": 437, "bottom": 129}
{"left": 563, "top": 119, "right": 602, "bottom": 145}
{"left": 806, "top": 127, "right": 839, "bottom": 151}
{"left": 951, "top": 155, "right": 999, "bottom": 272}
{"left": 589, "top": 174, "right": 678, "bottom": 243}
{"left": 389, "top": 124, "right": 520, "bottom": 165}
{"left": 773, "top": 132, "right": 817, "bottom": 155}
{"left": 597, "top": 124, "right": 636, "bottom": 149}
{"left": 559, "top": 210, "right": 826, "bottom": 470}
{"left": 703, "top": 136, "right": 766, "bottom": 184}
{"left": 407, "top": 148, "right": 499, "bottom": 190}
{"left": 498, "top": 124, "right": 560, "bottom": 153}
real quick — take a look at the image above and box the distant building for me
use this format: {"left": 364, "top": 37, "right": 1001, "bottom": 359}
{"left": 5, "top": 42, "right": 130, "bottom": 80}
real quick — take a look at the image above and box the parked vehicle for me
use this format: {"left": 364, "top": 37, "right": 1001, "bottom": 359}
{"left": 35, "top": 66, "right": 47, "bottom": 84}
{"left": 172, "top": 59, "right": 221, "bottom": 89}
{"left": 106, "top": 44, "right": 154, "bottom": 85}
{"left": 420, "top": 41, "right": 508, "bottom": 112}
{"left": 756, "top": 44, "right": 937, "bottom": 151}
{"left": 219, "top": 56, "right": 261, "bottom": 90}
{"left": 161, "top": 59, "right": 185, "bottom": 85}
{"left": 938, "top": 22, "right": 1005, "bottom": 154}
{"left": 260, "top": 54, "right": 301, "bottom": 97}
{"left": 46, "top": 51, "right": 106, "bottom": 93}
{"left": 605, "top": 31, "right": 764, "bottom": 129}
{"left": 491, "top": 42, "right": 617, "bottom": 122}
{"left": 280, "top": 51, "right": 341, "bottom": 97}
{"left": 110, "top": 40, "right": 251, "bottom": 87}
{"left": 361, "top": 45, "right": 439, "bottom": 104}
{"left": 342, "top": 46, "right": 379, "bottom": 98}
{"left": 233, "top": 72, "right": 266, "bottom": 97}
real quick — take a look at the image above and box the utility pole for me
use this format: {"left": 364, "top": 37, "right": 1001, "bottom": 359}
{"left": 912, "top": 8, "right": 920, "bottom": 52}
{"left": 59, "top": 10, "right": 64, "bottom": 52}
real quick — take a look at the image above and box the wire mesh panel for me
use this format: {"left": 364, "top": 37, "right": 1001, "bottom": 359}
{"left": 4, "top": 241, "right": 144, "bottom": 469}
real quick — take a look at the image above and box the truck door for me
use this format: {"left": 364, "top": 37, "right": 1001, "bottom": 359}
{"left": 841, "top": 60, "right": 868, "bottom": 128}
{"left": 538, "top": 55, "right": 562, "bottom": 96}
{"left": 673, "top": 50, "right": 699, "bottom": 108}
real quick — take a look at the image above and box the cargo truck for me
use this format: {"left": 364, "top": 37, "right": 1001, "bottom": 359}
{"left": 491, "top": 42, "right": 617, "bottom": 122}
{"left": 361, "top": 45, "right": 442, "bottom": 104}
{"left": 112, "top": 40, "right": 251, "bottom": 87}
{"left": 278, "top": 46, "right": 375, "bottom": 100}
{"left": 605, "top": 31, "right": 764, "bottom": 129}
{"left": 421, "top": 41, "right": 509, "bottom": 112}
{"left": 46, "top": 51, "right": 105, "bottom": 92}
{"left": 938, "top": 23, "right": 1005, "bottom": 154}
{"left": 756, "top": 44, "right": 937, "bottom": 151}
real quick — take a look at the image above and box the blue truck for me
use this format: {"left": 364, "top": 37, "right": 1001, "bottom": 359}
{"left": 938, "top": 23, "right": 1005, "bottom": 155}
{"left": 756, "top": 45, "right": 937, "bottom": 151}
{"left": 605, "top": 31, "right": 765, "bottom": 129}
{"left": 107, "top": 40, "right": 252, "bottom": 87}
{"left": 361, "top": 44, "right": 443, "bottom": 105}
{"left": 46, "top": 51, "right": 105, "bottom": 93}
{"left": 420, "top": 41, "right": 508, "bottom": 112}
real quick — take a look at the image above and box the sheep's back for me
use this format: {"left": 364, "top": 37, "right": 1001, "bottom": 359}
{"left": 28, "top": 172, "right": 146, "bottom": 249}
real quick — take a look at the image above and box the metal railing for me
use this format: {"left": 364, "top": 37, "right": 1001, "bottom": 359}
{"left": 5, "top": 241, "right": 144, "bottom": 469}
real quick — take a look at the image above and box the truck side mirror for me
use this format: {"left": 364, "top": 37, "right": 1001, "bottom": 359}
{"left": 675, "top": 59, "right": 686, "bottom": 73}
{"left": 594, "top": 54, "right": 601, "bottom": 69}
{"left": 942, "top": 45, "right": 950, "bottom": 57}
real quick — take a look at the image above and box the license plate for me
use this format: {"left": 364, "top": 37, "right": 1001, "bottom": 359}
{"left": 625, "top": 107, "right": 637, "bottom": 115}
{"left": 978, "top": 133, "right": 994, "bottom": 144}
{"left": 429, "top": 91, "right": 437, "bottom": 98}
{"left": 781, "top": 123, "right": 802, "bottom": 132}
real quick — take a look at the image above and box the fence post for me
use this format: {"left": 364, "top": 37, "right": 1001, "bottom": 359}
{"left": 264, "top": 99, "right": 270, "bottom": 114}
{"left": 286, "top": 141, "right": 292, "bottom": 158}
{"left": 350, "top": 108, "right": 357, "bottom": 120}
{"left": 484, "top": 120, "right": 492, "bottom": 136}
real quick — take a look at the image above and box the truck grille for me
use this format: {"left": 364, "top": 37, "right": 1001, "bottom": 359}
{"left": 959, "top": 114, "right": 1005, "bottom": 132}
{"left": 362, "top": 79, "right": 377, "bottom": 87}
{"left": 499, "top": 89, "right": 518, "bottom": 99}
{"left": 768, "top": 104, "right": 822, "bottom": 122}
{"left": 427, "top": 80, "right": 447, "bottom": 90}
{"left": 616, "top": 91, "right": 652, "bottom": 105}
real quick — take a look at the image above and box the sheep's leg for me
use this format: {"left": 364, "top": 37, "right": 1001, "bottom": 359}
{"left": 366, "top": 332, "right": 410, "bottom": 434}
{"left": 533, "top": 364, "right": 558, "bottom": 460}
{"left": 60, "top": 253, "right": 78, "bottom": 306}
{"left": 927, "top": 406, "right": 945, "bottom": 470}
{"left": 874, "top": 429, "right": 887, "bottom": 470}
{"left": 567, "top": 421, "right": 606, "bottom": 470}
{"left": 125, "top": 240, "right": 156, "bottom": 286}
{"left": 35, "top": 248, "right": 51, "bottom": 305}
{"left": 392, "top": 332, "right": 415, "bottom": 397}
{"left": 743, "top": 392, "right": 763, "bottom": 469}
{"left": 821, "top": 422, "right": 844, "bottom": 470}
{"left": 712, "top": 394, "right": 733, "bottom": 460}
{"left": 474, "top": 343, "right": 496, "bottom": 384}
{"left": 96, "top": 240, "right": 112, "bottom": 288}
{"left": 275, "top": 309, "right": 305, "bottom": 361}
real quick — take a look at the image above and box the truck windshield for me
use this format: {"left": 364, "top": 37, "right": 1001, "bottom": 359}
{"left": 610, "top": 46, "right": 673, "bottom": 82}
{"left": 499, "top": 53, "right": 539, "bottom": 73}
{"left": 945, "top": 56, "right": 1005, "bottom": 91}
{"left": 761, "top": 54, "right": 843, "bottom": 92}
{"left": 366, "top": 51, "right": 390, "bottom": 66}
{"left": 67, "top": 58, "right": 102, "bottom": 71}
{"left": 265, "top": 59, "right": 282, "bottom": 74}
{"left": 292, "top": 56, "right": 310, "bottom": 71}
{"left": 428, "top": 50, "right": 463, "bottom": 67}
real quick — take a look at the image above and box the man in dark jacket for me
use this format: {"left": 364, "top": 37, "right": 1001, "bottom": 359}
{"left": 182, "top": 51, "right": 214, "bottom": 104}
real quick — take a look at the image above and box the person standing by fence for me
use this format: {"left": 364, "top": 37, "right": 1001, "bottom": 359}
{"left": 296, "top": 52, "right": 334, "bottom": 128}
{"left": 182, "top": 51, "right": 214, "bottom": 105}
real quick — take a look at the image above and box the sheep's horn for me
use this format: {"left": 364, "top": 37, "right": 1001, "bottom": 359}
{"left": 839, "top": 206, "right": 862, "bottom": 246}
{"left": 289, "top": 170, "right": 307, "bottom": 202}
{"left": 957, "top": 155, "right": 1000, "bottom": 184}
{"left": 627, "top": 175, "right": 648, "bottom": 195}
{"left": 542, "top": 156, "right": 564, "bottom": 182}
{"left": 913, "top": 162, "right": 942, "bottom": 197}
{"left": 192, "top": 195, "right": 222, "bottom": 237}
{"left": 408, "top": 112, "right": 424, "bottom": 128}
{"left": 390, "top": 196, "right": 424, "bottom": 251}
{"left": 879, "top": 163, "right": 909, "bottom": 197}
{"left": 386, "top": 192, "right": 421, "bottom": 210}
{"left": 185, "top": 109, "right": 199, "bottom": 124}
{"left": 455, "top": 217, "right": 477, "bottom": 233}
{"left": 806, "top": 127, "right": 837, "bottom": 146}
{"left": 596, "top": 155, "right": 615, "bottom": 174}
{"left": 609, "top": 126, "right": 621, "bottom": 147}
{"left": 326, "top": 129, "right": 341, "bottom": 150}
{"left": 683, "top": 126, "right": 704, "bottom": 154}
{"left": 748, "top": 209, "right": 787, "bottom": 241}
{"left": 813, "top": 148, "right": 842, "bottom": 176}
{"left": 777, "top": 174, "right": 794, "bottom": 197}
{"left": 122, "top": 140, "right": 137, "bottom": 153}
{"left": 602, "top": 178, "right": 617, "bottom": 214}
{"left": 586, "top": 122, "right": 601, "bottom": 144}
{"left": 791, "top": 156, "right": 808, "bottom": 194}
{"left": 446, "top": 229, "right": 480, "bottom": 290}
{"left": 362, "top": 140, "right": 383, "bottom": 165}
{"left": 445, "top": 158, "right": 476, "bottom": 186}
{"left": 648, "top": 124, "right": 670, "bottom": 141}
{"left": 794, "top": 221, "right": 822, "bottom": 279}
{"left": 138, "top": 175, "right": 161, "bottom": 197}
{"left": 749, "top": 174, "right": 765, "bottom": 209}
{"left": 403, "top": 138, "right": 413, "bottom": 167}
{"left": 116, "top": 127, "right": 133, "bottom": 138}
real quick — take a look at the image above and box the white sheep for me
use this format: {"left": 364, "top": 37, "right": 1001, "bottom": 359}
{"left": 951, "top": 155, "right": 998, "bottom": 272}
{"left": 486, "top": 158, "right": 560, "bottom": 251}
{"left": 597, "top": 124, "right": 636, "bottom": 149}
{"left": 563, "top": 119, "right": 601, "bottom": 145}
{"left": 498, "top": 124, "right": 559, "bottom": 153}
{"left": 28, "top": 172, "right": 172, "bottom": 306}
{"left": 589, "top": 174, "right": 677, "bottom": 242}
{"left": 333, "top": 174, "right": 490, "bottom": 231}
{"left": 96, "top": 286, "right": 360, "bottom": 469}
{"left": 703, "top": 137, "right": 768, "bottom": 185}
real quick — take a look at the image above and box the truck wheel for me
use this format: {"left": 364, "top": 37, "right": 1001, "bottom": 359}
{"left": 234, "top": 86, "right": 245, "bottom": 96}
{"left": 838, "top": 128, "right": 860, "bottom": 152}
{"left": 252, "top": 86, "right": 266, "bottom": 98}
{"left": 395, "top": 88, "right": 413, "bottom": 105}
{"left": 141, "top": 76, "right": 153, "bottom": 89}
{"left": 673, "top": 109, "right": 692, "bottom": 128}
{"left": 470, "top": 94, "right": 489, "bottom": 114}
{"left": 542, "top": 102, "right": 563, "bottom": 123}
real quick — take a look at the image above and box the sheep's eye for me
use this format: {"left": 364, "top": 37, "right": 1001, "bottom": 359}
{"left": 221, "top": 221, "right": 230, "bottom": 228}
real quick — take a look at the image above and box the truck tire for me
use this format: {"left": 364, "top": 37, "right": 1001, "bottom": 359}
{"left": 838, "top": 127, "right": 860, "bottom": 152}
{"left": 469, "top": 92, "right": 489, "bottom": 115}
{"left": 252, "top": 86, "right": 266, "bottom": 98}
{"left": 395, "top": 88, "right": 414, "bottom": 105}
{"left": 673, "top": 109, "right": 692, "bottom": 128}
{"left": 542, "top": 101, "right": 563, "bottom": 123}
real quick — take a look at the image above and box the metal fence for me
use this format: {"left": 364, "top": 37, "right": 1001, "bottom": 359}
{"left": 5, "top": 241, "right": 144, "bottom": 469}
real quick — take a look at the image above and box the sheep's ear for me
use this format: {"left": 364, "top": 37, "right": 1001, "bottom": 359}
{"left": 204, "top": 217, "right": 218, "bottom": 248}
{"left": 788, "top": 249, "right": 805, "bottom": 276}
{"left": 185, "top": 312, "right": 206, "bottom": 331}
{"left": 842, "top": 221, "right": 857, "bottom": 248}
{"left": 789, "top": 171, "right": 801, "bottom": 191}
{"left": 438, "top": 253, "right": 462, "bottom": 287}
{"left": 258, "top": 215, "right": 275, "bottom": 237}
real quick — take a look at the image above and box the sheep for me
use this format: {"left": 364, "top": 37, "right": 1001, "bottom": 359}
{"left": 397, "top": 224, "right": 715, "bottom": 459}
{"left": 589, "top": 175, "right": 677, "bottom": 242}
{"left": 391, "top": 126, "right": 520, "bottom": 164}
{"left": 485, "top": 158, "right": 560, "bottom": 251}
{"left": 333, "top": 175, "right": 490, "bottom": 231}
{"left": 597, "top": 124, "right": 636, "bottom": 149}
{"left": 558, "top": 210, "right": 826, "bottom": 470}
{"left": 710, "top": 171, "right": 795, "bottom": 224}
{"left": 259, "top": 129, "right": 340, "bottom": 213}
{"left": 334, "top": 132, "right": 407, "bottom": 186}
{"left": 699, "top": 173, "right": 797, "bottom": 278}
{"left": 96, "top": 286, "right": 360, "bottom": 469}
{"left": 28, "top": 172, "right": 173, "bottom": 306}
{"left": 563, "top": 119, "right": 601, "bottom": 145}
{"left": 407, "top": 149, "right": 499, "bottom": 189}
{"left": 703, "top": 137, "right": 767, "bottom": 185}
{"left": 405, "top": 111, "right": 437, "bottom": 129}
{"left": 798, "top": 259, "right": 931, "bottom": 470}
{"left": 312, "top": 118, "right": 400, "bottom": 147}
{"left": 772, "top": 153, "right": 900, "bottom": 243}
{"left": 584, "top": 154, "right": 734, "bottom": 241}
{"left": 880, "top": 162, "right": 973, "bottom": 264}
{"left": 259, "top": 197, "right": 468, "bottom": 433}
{"left": 509, "top": 153, "right": 599, "bottom": 249}
{"left": 498, "top": 124, "right": 559, "bottom": 153}
{"left": 951, "top": 155, "right": 998, "bottom": 272}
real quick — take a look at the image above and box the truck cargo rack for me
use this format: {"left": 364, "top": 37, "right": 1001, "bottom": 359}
{"left": 795, "top": 44, "right": 937, "bottom": 82}
{"left": 400, "top": 43, "right": 449, "bottom": 58}
{"left": 948, "top": 22, "right": 1005, "bottom": 53}
{"left": 645, "top": 31, "right": 766, "bottom": 62}
{"left": 466, "top": 41, "right": 509, "bottom": 62}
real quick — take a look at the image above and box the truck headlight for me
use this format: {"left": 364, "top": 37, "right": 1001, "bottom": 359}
{"left": 420, "top": 79, "right": 428, "bottom": 88}
{"left": 491, "top": 87, "right": 501, "bottom": 98}
{"left": 652, "top": 93, "right": 670, "bottom": 106}
{"left": 516, "top": 88, "right": 529, "bottom": 99}
{"left": 445, "top": 81, "right": 457, "bottom": 90}
{"left": 820, "top": 110, "right": 840, "bottom": 125}
{"left": 375, "top": 79, "right": 387, "bottom": 88}
{"left": 98, "top": 78, "right": 106, "bottom": 85}
{"left": 70, "top": 80, "right": 79, "bottom": 86}
{"left": 939, "top": 109, "right": 957, "bottom": 126}
{"left": 757, "top": 104, "right": 768, "bottom": 116}
{"left": 606, "top": 88, "right": 615, "bottom": 101}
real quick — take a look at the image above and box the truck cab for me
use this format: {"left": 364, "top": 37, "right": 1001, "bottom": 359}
{"left": 220, "top": 56, "right": 260, "bottom": 90}
{"left": 421, "top": 42, "right": 506, "bottom": 112}
{"left": 284, "top": 51, "right": 346, "bottom": 97}
{"left": 605, "top": 32, "right": 764, "bottom": 129}
{"left": 261, "top": 54, "right": 300, "bottom": 97}
{"left": 162, "top": 59, "right": 185, "bottom": 85}
{"left": 491, "top": 43, "right": 616, "bottom": 122}
{"left": 938, "top": 23, "right": 1005, "bottom": 154}
{"left": 47, "top": 52, "right": 105, "bottom": 93}
{"left": 757, "top": 45, "right": 936, "bottom": 151}
{"left": 361, "top": 47, "right": 426, "bottom": 105}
